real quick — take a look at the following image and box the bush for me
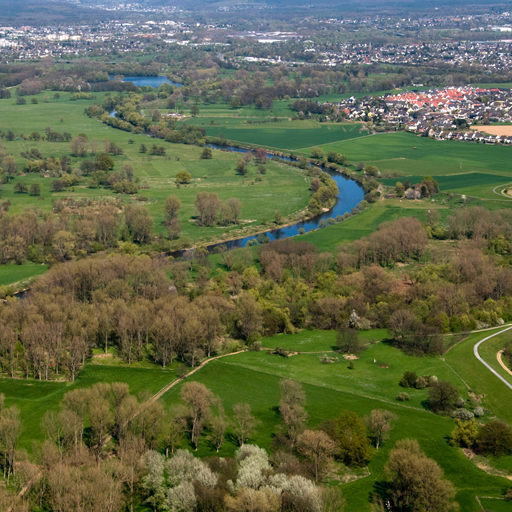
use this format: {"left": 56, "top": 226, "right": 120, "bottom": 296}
{"left": 473, "top": 406, "right": 484, "bottom": 417}
{"left": 414, "top": 376, "right": 428, "bottom": 389}
{"left": 428, "top": 380, "right": 459, "bottom": 413}
{"left": 455, "top": 397, "right": 466, "bottom": 408}
{"left": 452, "top": 409, "right": 474, "bottom": 421}
{"left": 477, "top": 420, "right": 512, "bottom": 456}
{"left": 396, "top": 392, "right": 410, "bottom": 402}
{"left": 400, "top": 371, "right": 418, "bottom": 388}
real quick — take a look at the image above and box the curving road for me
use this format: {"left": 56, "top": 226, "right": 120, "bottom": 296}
{"left": 473, "top": 325, "right": 512, "bottom": 391}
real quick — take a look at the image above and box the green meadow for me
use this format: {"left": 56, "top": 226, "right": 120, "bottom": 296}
{"left": 177, "top": 118, "right": 369, "bottom": 150}
{"left": 2, "top": 327, "right": 512, "bottom": 511}
{"left": 0, "top": 92, "right": 312, "bottom": 243}
{"left": 0, "top": 264, "right": 48, "bottom": 286}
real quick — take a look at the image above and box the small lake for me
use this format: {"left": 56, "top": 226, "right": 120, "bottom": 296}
{"left": 109, "top": 76, "right": 183, "bottom": 88}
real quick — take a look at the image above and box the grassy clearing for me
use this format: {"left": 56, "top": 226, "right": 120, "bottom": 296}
{"left": 0, "top": 264, "right": 48, "bottom": 286}
{"left": 158, "top": 338, "right": 509, "bottom": 512}
{"left": 0, "top": 363, "right": 178, "bottom": 451}
{"left": 296, "top": 200, "right": 449, "bottom": 252}
{"left": 2, "top": 327, "right": 510, "bottom": 510}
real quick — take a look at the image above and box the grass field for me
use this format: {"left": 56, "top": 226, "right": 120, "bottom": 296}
{"left": 0, "top": 91, "right": 312, "bottom": 243}
{"left": 157, "top": 329, "right": 511, "bottom": 512}
{"left": 297, "top": 199, "right": 450, "bottom": 252}
{"left": 177, "top": 119, "right": 369, "bottom": 150}
{"left": 0, "top": 264, "right": 48, "bottom": 286}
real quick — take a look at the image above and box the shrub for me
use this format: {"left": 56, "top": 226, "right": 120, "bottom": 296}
{"left": 400, "top": 371, "right": 418, "bottom": 388}
{"left": 455, "top": 397, "right": 466, "bottom": 408}
{"left": 452, "top": 409, "right": 474, "bottom": 421}
{"left": 477, "top": 421, "right": 512, "bottom": 456}
{"left": 414, "top": 376, "right": 428, "bottom": 389}
{"left": 473, "top": 406, "right": 484, "bottom": 417}
{"left": 396, "top": 392, "right": 410, "bottom": 402}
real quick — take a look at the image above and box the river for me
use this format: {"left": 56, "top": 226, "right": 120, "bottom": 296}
{"left": 184, "top": 146, "right": 365, "bottom": 254}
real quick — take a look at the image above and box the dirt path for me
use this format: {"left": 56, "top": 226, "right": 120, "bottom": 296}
{"left": 497, "top": 350, "right": 512, "bottom": 377}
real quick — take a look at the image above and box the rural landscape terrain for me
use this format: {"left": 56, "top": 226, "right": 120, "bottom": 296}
{"left": 2, "top": 1, "right": 512, "bottom": 512}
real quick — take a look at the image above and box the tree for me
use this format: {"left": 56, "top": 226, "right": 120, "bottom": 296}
{"left": 0, "top": 406, "right": 22, "bottom": 484}
{"left": 201, "top": 147, "right": 212, "bottom": 159}
{"left": 235, "top": 293, "right": 263, "bottom": 340}
{"left": 255, "top": 147, "right": 267, "bottom": 164}
{"left": 395, "top": 182, "right": 405, "bottom": 197}
{"left": 227, "top": 197, "right": 242, "bottom": 224}
{"left": 210, "top": 407, "right": 227, "bottom": 452}
{"left": 311, "top": 147, "right": 324, "bottom": 159}
{"left": 164, "top": 195, "right": 181, "bottom": 224}
{"left": 190, "top": 104, "right": 200, "bottom": 117}
{"left": 365, "top": 409, "right": 397, "bottom": 449}
{"left": 232, "top": 403, "right": 260, "bottom": 447}
{"left": 165, "top": 404, "right": 189, "bottom": 456}
{"left": 125, "top": 205, "right": 154, "bottom": 244}
{"left": 280, "top": 379, "right": 308, "bottom": 445}
{"left": 236, "top": 158, "right": 248, "bottom": 175}
{"left": 385, "top": 439, "right": 458, "bottom": 512}
{"left": 195, "top": 191, "right": 221, "bottom": 227}
{"left": 451, "top": 418, "right": 478, "bottom": 448}
{"left": 29, "top": 183, "right": 41, "bottom": 196}
{"left": 334, "top": 411, "right": 373, "bottom": 467}
{"left": 70, "top": 135, "right": 88, "bottom": 157}
{"left": 176, "top": 171, "right": 192, "bottom": 185}
{"left": 428, "top": 380, "right": 459, "bottom": 413}
{"left": 477, "top": 420, "right": 512, "bottom": 456}
{"left": 181, "top": 381, "right": 215, "bottom": 450}
{"left": 14, "top": 182, "right": 28, "bottom": 194}
{"left": 3, "top": 155, "right": 16, "bottom": 180}
{"left": 297, "top": 430, "right": 337, "bottom": 482}
{"left": 336, "top": 327, "right": 364, "bottom": 355}
{"left": 140, "top": 143, "right": 147, "bottom": 154}
{"left": 52, "top": 180, "right": 64, "bottom": 192}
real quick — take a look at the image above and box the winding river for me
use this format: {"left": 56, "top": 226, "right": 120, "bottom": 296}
{"left": 190, "top": 146, "right": 365, "bottom": 254}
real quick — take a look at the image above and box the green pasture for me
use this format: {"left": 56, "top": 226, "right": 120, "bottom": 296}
{"left": 2, "top": 327, "right": 511, "bottom": 510}
{"left": 445, "top": 329, "right": 512, "bottom": 426}
{"left": 0, "top": 264, "right": 48, "bottom": 286}
{"left": 298, "top": 200, "right": 449, "bottom": 252}
{"left": 158, "top": 331, "right": 510, "bottom": 512}
{"left": 299, "top": 131, "right": 512, "bottom": 178}
{"left": 177, "top": 119, "right": 369, "bottom": 150}
{"left": 0, "top": 92, "right": 312, "bottom": 243}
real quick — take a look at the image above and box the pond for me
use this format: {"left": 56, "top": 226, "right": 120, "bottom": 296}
{"left": 109, "top": 76, "right": 183, "bottom": 88}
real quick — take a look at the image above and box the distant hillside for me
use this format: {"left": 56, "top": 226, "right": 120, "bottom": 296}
{"left": 70, "top": 0, "right": 512, "bottom": 11}
{"left": 0, "top": 0, "right": 107, "bottom": 25}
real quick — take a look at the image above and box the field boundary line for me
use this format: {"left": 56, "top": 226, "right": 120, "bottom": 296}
{"left": 474, "top": 325, "right": 512, "bottom": 391}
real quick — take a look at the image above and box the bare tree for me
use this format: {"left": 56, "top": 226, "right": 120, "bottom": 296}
{"left": 181, "top": 382, "right": 215, "bottom": 450}
{"left": 232, "top": 403, "right": 260, "bottom": 447}
{"left": 297, "top": 430, "right": 337, "bottom": 482}
{"left": 364, "top": 409, "right": 397, "bottom": 449}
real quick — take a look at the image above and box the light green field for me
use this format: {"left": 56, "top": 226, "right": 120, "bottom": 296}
{"left": 157, "top": 331, "right": 511, "bottom": 512}
{"left": 298, "top": 200, "right": 450, "bottom": 252}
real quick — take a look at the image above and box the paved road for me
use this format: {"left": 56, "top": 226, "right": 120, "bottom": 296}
{"left": 473, "top": 325, "right": 512, "bottom": 391}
